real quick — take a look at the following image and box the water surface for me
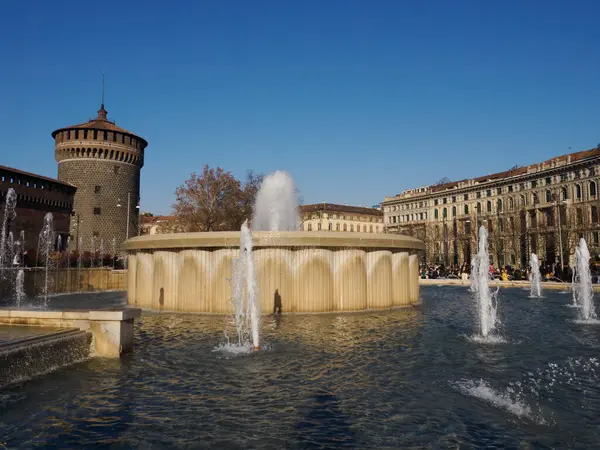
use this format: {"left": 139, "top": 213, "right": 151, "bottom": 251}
{"left": 1, "top": 286, "right": 599, "bottom": 448}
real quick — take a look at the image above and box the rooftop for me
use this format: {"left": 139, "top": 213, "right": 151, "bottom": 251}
{"left": 140, "top": 215, "right": 176, "bottom": 225}
{"left": 51, "top": 105, "right": 148, "bottom": 148}
{"left": 300, "top": 203, "right": 383, "bottom": 216}
{"left": 0, "top": 165, "right": 77, "bottom": 190}
{"left": 386, "top": 145, "right": 600, "bottom": 201}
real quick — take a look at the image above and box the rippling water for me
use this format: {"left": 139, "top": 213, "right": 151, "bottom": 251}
{"left": 1, "top": 286, "right": 600, "bottom": 448}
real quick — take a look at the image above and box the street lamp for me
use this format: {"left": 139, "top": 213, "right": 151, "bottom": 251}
{"left": 553, "top": 198, "right": 568, "bottom": 270}
{"left": 117, "top": 192, "right": 140, "bottom": 240}
{"left": 465, "top": 217, "right": 471, "bottom": 263}
{"left": 70, "top": 212, "right": 82, "bottom": 253}
{"left": 443, "top": 212, "right": 448, "bottom": 266}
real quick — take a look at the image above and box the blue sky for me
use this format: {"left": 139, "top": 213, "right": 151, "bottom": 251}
{"left": 1, "top": 0, "right": 599, "bottom": 214}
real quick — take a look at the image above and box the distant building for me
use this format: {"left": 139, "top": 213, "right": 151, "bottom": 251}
{"left": 0, "top": 165, "right": 76, "bottom": 251}
{"left": 140, "top": 215, "right": 179, "bottom": 235}
{"left": 300, "top": 203, "right": 384, "bottom": 233}
{"left": 381, "top": 145, "right": 600, "bottom": 268}
{"left": 52, "top": 101, "right": 148, "bottom": 253}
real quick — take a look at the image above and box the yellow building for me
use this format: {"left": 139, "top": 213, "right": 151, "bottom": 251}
{"left": 381, "top": 145, "right": 600, "bottom": 268}
{"left": 300, "top": 203, "right": 384, "bottom": 233}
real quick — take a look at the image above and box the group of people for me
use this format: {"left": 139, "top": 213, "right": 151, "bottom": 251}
{"left": 419, "top": 261, "right": 600, "bottom": 283}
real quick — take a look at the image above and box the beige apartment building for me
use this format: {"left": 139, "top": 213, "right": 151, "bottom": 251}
{"left": 300, "top": 203, "right": 384, "bottom": 233}
{"left": 382, "top": 146, "right": 600, "bottom": 268}
{"left": 140, "top": 215, "right": 178, "bottom": 235}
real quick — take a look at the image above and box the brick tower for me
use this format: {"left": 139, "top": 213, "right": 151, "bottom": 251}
{"left": 52, "top": 102, "right": 148, "bottom": 253}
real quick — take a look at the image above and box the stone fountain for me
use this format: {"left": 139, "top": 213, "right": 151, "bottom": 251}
{"left": 0, "top": 187, "right": 141, "bottom": 366}
{"left": 122, "top": 171, "right": 424, "bottom": 314}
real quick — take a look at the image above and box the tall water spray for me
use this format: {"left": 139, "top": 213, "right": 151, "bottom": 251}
{"left": 14, "top": 269, "right": 25, "bottom": 307}
{"left": 470, "top": 226, "right": 499, "bottom": 338}
{"left": 243, "top": 221, "right": 260, "bottom": 350}
{"left": 112, "top": 237, "right": 117, "bottom": 268}
{"left": 38, "top": 213, "right": 54, "bottom": 307}
{"left": 252, "top": 171, "right": 300, "bottom": 231}
{"left": 530, "top": 253, "right": 543, "bottom": 298}
{"left": 6, "top": 232, "right": 14, "bottom": 271}
{"left": 12, "top": 238, "right": 25, "bottom": 307}
{"left": 99, "top": 239, "right": 105, "bottom": 268}
{"left": 77, "top": 237, "right": 83, "bottom": 269}
{"left": 230, "top": 220, "right": 261, "bottom": 350}
{"left": 90, "top": 236, "right": 96, "bottom": 268}
{"left": 0, "top": 188, "right": 17, "bottom": 271}
{"left": 572, "top": 238, "right": 597, "bottom": 321}
{"left": 66, "top": 236, "right": 71, "bottom": 268}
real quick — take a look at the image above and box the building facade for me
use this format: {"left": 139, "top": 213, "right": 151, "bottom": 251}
{"left": 140, "top": 215, "right": 178, "bottom": 235}
{"left": 0, "top": 165, "right": 75, "bottom": 251}
{"left": 300, "top": 203, "right": 384, "bottom": 233}
{"left": 382, "top": 146, "right": 600, "bottom": 268}
{"left": 52, "top": 103, "right": 148, "bottom": 253}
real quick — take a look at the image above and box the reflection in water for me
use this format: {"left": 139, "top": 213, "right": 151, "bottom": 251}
{"left": 295, "top": 390, "right": 356, "bottom": 448}
{"left": 273, "top": 289, "right": 282, "bottom": 315}
{"left": 1, "top": 288, "right": 600, "bottom": 448}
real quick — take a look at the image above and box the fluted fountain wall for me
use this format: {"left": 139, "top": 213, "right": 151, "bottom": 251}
{"left": 123, "top": 231, "right": 424, "bottom": 314}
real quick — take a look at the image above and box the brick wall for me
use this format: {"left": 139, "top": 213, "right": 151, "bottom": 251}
{"left": 58, "top": 160, "right": 140, "bottom": 253}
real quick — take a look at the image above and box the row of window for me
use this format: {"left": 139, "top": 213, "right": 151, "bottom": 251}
{"left": 431, "top": 232, "right": 600, "bottom": 264}
{"left": 386, "top": 168, "right": 598, "bottom": 212}
{"left": 304, "top": 222, "right": 382, "bottom": 232}
{"left": 0, "top": 189, "right": 72, "bottom": 209}
{"left": 428, "top": 205, "right": 598, "bottom": 237}
{"left": 302, "top": 214, "right": 383, "bottom": 223}
{"left": 389, "top": 181, "right": 598, "bottom": 224}
{"left": 0, "top": 175, "right": 71, "bottom": 194}
{"left": 58, "top": 129, "right": 143, "bottom": 150}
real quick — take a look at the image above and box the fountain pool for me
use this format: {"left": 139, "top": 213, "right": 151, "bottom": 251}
{"left": 2, "top": 286, "right": 600, "bottom": 448}
{"left": 123, "top": 171, "right": 423, "bottom": 314}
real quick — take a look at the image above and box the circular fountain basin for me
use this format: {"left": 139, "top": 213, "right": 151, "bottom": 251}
{"left": 122, "top": 231, "right": 424, "bottom": 314}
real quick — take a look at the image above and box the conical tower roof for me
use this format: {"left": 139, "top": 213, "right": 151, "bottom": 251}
{"left": 51, "top": 104, "right": 147, "bottom": 148}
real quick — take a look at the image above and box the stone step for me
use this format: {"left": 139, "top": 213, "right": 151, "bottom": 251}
{"left": 0, "top": 328, "right": 92, "bottom": 388}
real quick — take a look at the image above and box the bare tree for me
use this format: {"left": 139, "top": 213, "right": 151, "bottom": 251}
{"left": 239, "top": 170, "right": 263, "bottom": 228}
{"left": 171, "top": 165, "right": 262, "bottom": 232}
{"left": 424, "top": 222, "right": 443, "bottom": 264}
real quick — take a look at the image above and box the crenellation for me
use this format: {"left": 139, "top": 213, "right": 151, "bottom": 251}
{"left": 52, "top": 104, "right": 147, "bottom": 253}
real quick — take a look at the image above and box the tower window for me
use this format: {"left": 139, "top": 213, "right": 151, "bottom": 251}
{"left": 94, "top": 185, "right": 101, "bottom": 193}
{"left": 94, "top": 207, "right": 101, "bottom": 215}
{"left": 114, "top": 166, "right": 120, "bottom": 174}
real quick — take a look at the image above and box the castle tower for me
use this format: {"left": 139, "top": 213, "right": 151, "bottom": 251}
{"left": 52, "top": 103, "right": 148, "bottom": 253}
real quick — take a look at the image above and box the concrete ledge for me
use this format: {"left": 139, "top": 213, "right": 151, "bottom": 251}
{"left": 89, "top": 308, "right": 141, "bottom": 321}
{"left": 0, "top": 329, "right": 92, "bottom": 388}
{"left": 0, "top": 307, "right": 142, "bottom": 357}
{"left": 0, "top": 328, "right": 83, "bottom": 352}
{"left": 122, "top": 230, "right": 425, "bottom": 252}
